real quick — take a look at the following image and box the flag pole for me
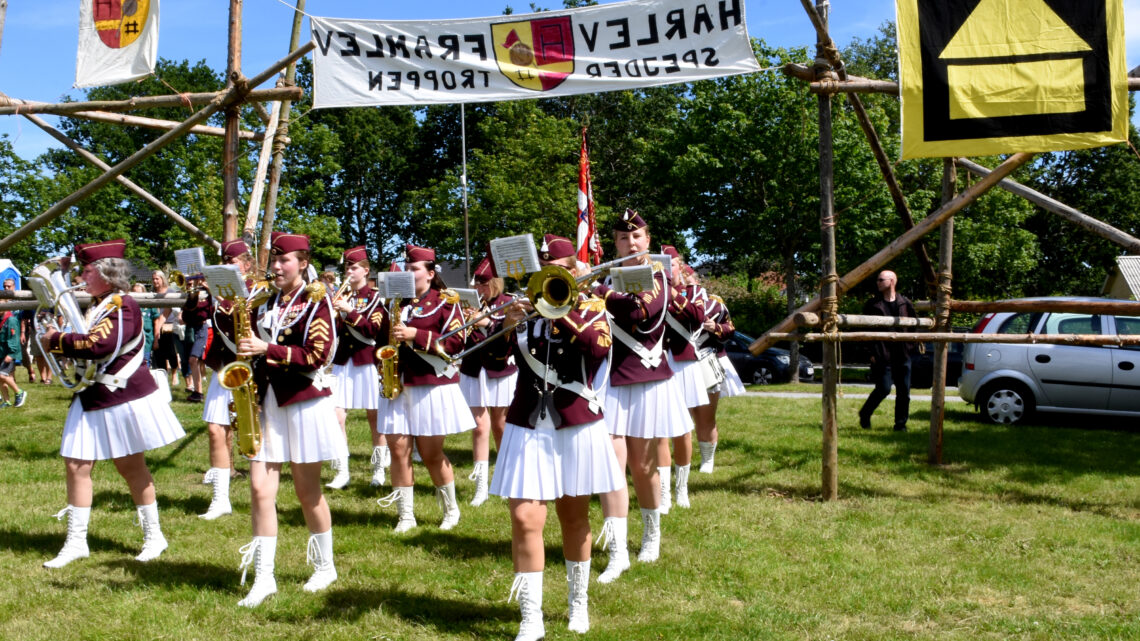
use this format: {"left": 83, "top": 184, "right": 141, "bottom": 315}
{"left": 461, "top": 104, "right": 471, "bottom": 283}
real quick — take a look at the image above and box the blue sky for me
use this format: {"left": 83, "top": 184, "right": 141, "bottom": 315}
{"left": 1, "top": 0, "right": 1138, "bottom": 160}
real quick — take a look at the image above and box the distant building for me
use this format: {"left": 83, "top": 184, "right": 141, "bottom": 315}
{"left": 1102, "top": 256, "right": 1140, "bottom": 300}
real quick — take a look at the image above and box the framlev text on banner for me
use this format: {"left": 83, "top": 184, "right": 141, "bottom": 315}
{"left": 310, "top": 0, "right": 760, "bottom": 108}
{"left": 76, "top": 0, "right": 160, "bottom": 88}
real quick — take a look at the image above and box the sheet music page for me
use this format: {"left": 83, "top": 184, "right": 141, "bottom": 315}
{"left": 27, "top": 277, "right": 53, "bottom": 307}
{"left": 174, "top": 248, "right": 206, "bottom": 279}
{"left": 648, "top": 254, "right": 672, "bottom": 275}
{"left": 202, "top": 265, "right": 249, "bottom": 300}
{"left": 490, "top": 234, "right": 541, "bottom": 279}
{"left": 383, "top": 271, "right": 417, "bottom": 299}
{"left": 609, "top": 265, "right": 655, "bottom": 294}
{"left": 452, "top": 288, "right": 481, "bottom": 309}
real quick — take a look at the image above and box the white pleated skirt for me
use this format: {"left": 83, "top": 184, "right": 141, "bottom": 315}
{"left": 490, "top": 418, "right": 624, "bottom": 501}
{"left": 459, "top": 370, "right": 518, "bottom": 408}
{"left": 201, "top": 375, "right": 233, "bottom": 425}
{"left": 666, "top": 353, "right": 710, "bottom": 408}
{"left": 376, "top": 395, "right": 407, "bottom": 435}
{"left": 333, "top": 362, "right": 381, "bottom": 410}
{"left": 719, "top": 355, "right": 746, "bottom": 397}
{"left": 380, "top": 383, "right": 476, "bottom": 437}
{"left": 604, "top": 378, "right": 693, "bottom": 439}
{"left": 60, "top": 391, "right": 186, "bottom": 461}
{"left": 254, "top": 388, "right": 348, "bottom": 464}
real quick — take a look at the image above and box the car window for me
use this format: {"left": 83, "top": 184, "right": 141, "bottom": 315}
{"left": 1041, "top": 313, "right": 1102, "bottom": 335}
{"left": 997, "top": 313, "right": 1042, "bottom": 334}
{"left": 1114, "top": 316, "right": 1140, "bottom": 351}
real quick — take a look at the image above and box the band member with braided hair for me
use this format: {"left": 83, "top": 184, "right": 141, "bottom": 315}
{"left": 490, "top": 234, "right": 623, "bottom": 640}
{"left": 328, "top": 246, "right": 389, "bottom": 490}
{"left": 458, "top": 255, "right": 518, "bottom": 507}
{"left": 376, "top": 244, "right": 475, "bottom": 533}
{"left": 689, "top": 266, "right": 742, "bottom": 473}
{"left": 40, "top": 239, "right": 186, "bottom": 569}
{"left": 233, "top": 233, "right": 346, "bottom": 607}
{"left": 593, "top": 210, "right": 692, "bottom": 583}
{"left": 185, "top": 239, "right": 257, "bottom": 520}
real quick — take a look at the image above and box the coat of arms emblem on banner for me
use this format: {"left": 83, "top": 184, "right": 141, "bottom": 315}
{"left": 93, "top": 0, "right": 153, "bottom": 49}
{"left": 490, "top": 16, "right": 574, "bottom": 91}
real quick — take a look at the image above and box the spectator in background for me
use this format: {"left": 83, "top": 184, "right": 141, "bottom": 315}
{"left": 858, "top": 270, "right": 918, "bottom": 432}
{"left": 1, "top": 278, "right": 27, "bottom": 408}
{"left": 132, "top": 282, "right": 158, "bottom": 367}
{"left": 151, "top": 271, "right": 182, "bottom": 386}
{"left": 20, "top": 304, "right": 37, "bottom": 384}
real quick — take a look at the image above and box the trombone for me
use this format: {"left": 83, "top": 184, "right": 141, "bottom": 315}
{"left": 438, "top": 251, "right": 648, "bottom": 343}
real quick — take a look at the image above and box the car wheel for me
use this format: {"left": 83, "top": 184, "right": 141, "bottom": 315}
{"left": 751, "top": 366, "right": 774, "bottom": 385}
{"left": 978, "top": 380, "right": 1035, "bottom": 425}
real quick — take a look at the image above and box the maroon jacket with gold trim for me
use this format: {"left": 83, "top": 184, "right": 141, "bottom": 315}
{"left": 381, "top": 287, "right": 466, "bottom": 386}
{"left": 664, "top": 283, "right": 708, "bottom": 361}
{"left": 697, "top": 294, "right": 735, "bottom": 358}
{"left": 333, "top": 285, "right": 384, "bottom": 367}
{"left": 251, "top": 285, "right": 335, "bottom": 407}
{"left": 50, "top": 293, "right": 158, "bottom": 411}
{"left": 594, "top": 264, "right": 672, "bottom": 386}
{"left": 459, "top": 292, "right": 519, "bottom": 379}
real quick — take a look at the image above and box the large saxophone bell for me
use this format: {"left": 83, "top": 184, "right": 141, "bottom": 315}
{"left": 525, "top": 264, "right": 576, "bottom": 320}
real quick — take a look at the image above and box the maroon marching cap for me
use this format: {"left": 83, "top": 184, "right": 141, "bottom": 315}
{"left": 342, "top": 245, "right": 369, "bottom": 265}
{"left": 221, "top": 239, "right": 250, "bottom": 260}
{"left": 539, "top": 234, "right": 576, "bottom": 261}
{"left": 75, "top": 239, "right": 126, "bottom": 265}
{"left": 270, "top": 232, "right": 310, "bottom": 254}
{"left": 613, "top": 208, "right": 647, "bottom": 232}
{"left": 682, "top": 264, "right": 696, "bottom": 276}
{"left": 661, "top": 244, "right": 682, "bottom": 260}
{"left": 473, "top": 255, "right": 495, "bottom": 282}
{"left": 405, "top": 243, "right": 436, "bottom": 263}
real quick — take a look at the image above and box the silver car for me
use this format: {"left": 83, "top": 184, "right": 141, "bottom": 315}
{"left": 958, "top": 297, "right": 1140, "bottom": 424}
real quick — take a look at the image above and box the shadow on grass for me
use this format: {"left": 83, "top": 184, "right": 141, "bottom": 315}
{"left": 0, "top": 442, "right": 60, "bottom": 462}
{"left": 106, "top": 557, "right": 236, "bottom": 591}
{"left": 300, "top": 584, "right": 515, "bottom": 633}
{"left": 0, "top": 527, "right": 132, "bottom": 557}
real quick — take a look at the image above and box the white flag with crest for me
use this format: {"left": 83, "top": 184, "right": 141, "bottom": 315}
{"left": 76, "top": 0, "right": 160, "bottom": 88}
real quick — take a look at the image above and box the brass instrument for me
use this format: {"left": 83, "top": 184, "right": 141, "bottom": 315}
{"left": 376, "top": 299, "right": 403, "bottom": 400}
{"left": 27, "top": 259, "right": 97, "bottom": 391}
{"left": 218, "top": 284, "right": 275, "bottom": 459}
{"left": 170, "top": 270, "right": 205, "bottom": 293}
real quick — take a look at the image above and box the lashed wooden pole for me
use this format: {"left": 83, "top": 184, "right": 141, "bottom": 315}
{"left": 0, "top": 43, "right": 315, "bottom": 254}
{"left": 222, "top": 0, "right": 244, "bottom": 242}
{"left": 23, "top": 112, "right": 221, "bottom": 251}
{"left": 929, "top": 160, "right": 956, "bottom": 465}
{"left": 749, "top": 152, "right": 1033, "bottom": 356}
{"left": 0, "top": 88, "right": 299, "bottom": 116}
{"left": 69, "top": 109, "right": 262, "bottom": 141}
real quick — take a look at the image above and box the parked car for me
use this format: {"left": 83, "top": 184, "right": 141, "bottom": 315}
{"left": 725, "top": 332, "right": 815, "bottom": 385}
{"left": 958, "top": 297, "right": 1140, "bottom": 424}
{"left": 911, "top": 341, "right": 965, "bottom": 389}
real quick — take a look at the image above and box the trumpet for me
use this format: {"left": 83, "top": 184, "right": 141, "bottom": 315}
{"left": 170, "top": 269, "right": 205, "bottom": 293}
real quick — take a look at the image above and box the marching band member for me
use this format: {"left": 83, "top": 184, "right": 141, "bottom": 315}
{"left": 490, "top": 234, "right": 622, "bottom": 640}
{"left": 41, "top": 239, "right": 186, "bottom": 568}
{"left": 458, "top": 256, "right": 518, "bottom": 507}
{"left": 234, "top": 233, "right": 346, "bottom": 607}
{"left": 593, "top": 210, "right": 692, "bottom": 583}
{"left": 691, "top": 267, "right": 742, "bottom": 473}
{"left": 190, "top": 239, "right": 256, "bottom": 520}
{"left": 376, "top": 244, "right": 475, "bottom": 533}
{"left": 328, "top": 246, "right": 388, "bottom": 489}
{"left": 657, "top": 245, "right": 707, "bottom": 511}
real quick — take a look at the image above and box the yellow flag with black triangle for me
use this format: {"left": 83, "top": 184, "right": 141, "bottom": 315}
{"left": 897, "top": 0, "right": 1128, "bottom": 159}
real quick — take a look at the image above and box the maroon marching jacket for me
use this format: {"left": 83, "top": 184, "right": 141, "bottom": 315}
{"left": 698, "top": 294, "right": 736, "bottom": 358}
{"left": 501, "top": 293, "right": 610, "bottom": 429}
{"left": 333, "top": 285, "right": 384, "bottom": 367}
{"left": 189, "top": 278, "right": 257, "bottom": 372}
{"left": 458, "top": 292, "right": 518, "bottom": 379}
{"left": 664, "top": 283, "right": 708, "bottom": 361}
{"left": 50, "top": 293, "right": 158, "bottom": 411}
{"left": 251, "top": 285, "right": 335, "bottom": 407}
{"left": 595, "top": 264, "right": 672, "bottom": 386}
{"left": 381, "top": 287, "right": 466, "bottom": 386}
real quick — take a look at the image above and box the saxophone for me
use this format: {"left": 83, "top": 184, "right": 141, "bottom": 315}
{"left": 376, "top": 299, "right": 403, "bottom": 400}
{"left": 219, "top": 287, "right": 272, "bottom": 458}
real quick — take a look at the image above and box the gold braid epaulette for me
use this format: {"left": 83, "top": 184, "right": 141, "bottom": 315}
{"left": 440, "top": 288, "right": 460, "bottom": 305}
{"left": 710, "top": 294, "right": 725, "bottom": 304}
{"left": 578, "top": 295, "right": 606, "bottom": 314}
{"left": 108, "top": 294, "right": 123, "bottom": 311}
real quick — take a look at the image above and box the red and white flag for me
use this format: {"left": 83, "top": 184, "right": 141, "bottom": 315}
{"left": 76, "top": 0, "right": 160, "bottom": 88}
{"left": 575, "top": 128, "right": 600, "bottom": 265}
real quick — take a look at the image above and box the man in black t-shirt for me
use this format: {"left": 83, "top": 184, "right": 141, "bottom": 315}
{"left": 858, "top": 270, "right": 918, "bottom": 431}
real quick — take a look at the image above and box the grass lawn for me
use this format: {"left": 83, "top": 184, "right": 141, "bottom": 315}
{"left": 1, "top": 373, "right": 1137, "bottom": 640}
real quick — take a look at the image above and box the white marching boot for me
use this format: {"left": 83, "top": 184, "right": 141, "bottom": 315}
{"left": 199, "top": 467, "right": 233, "bottom": 520}
{"left": 326, "top": 455, "right": 351, "bottom": 489}
{"left": 638, "top": 508, "right": 661, "bottom": 563}
{"left": 135, "top": 502, "right": 168, "bottom": 562}
{"left": 435, "top": 481, "right": 461, "bottom": 530}
{"left": 468, "top": 461, "right": 489, "bottom": 507}
{"left": 237, "top": 536, "right": 277, "bottom": 607}
{"left": 509, "top": 571, "right": 545, "bottom": 641}
{"left": 674, "top": 463, "right": 691, "bottom": 509}
{"left": 44, "top": 505, "right": 90, "bottom": 568}
{"left": 304, "top": 530, "right": 337, "bottom": 593}
{"left": 566, "top": 559, "right": 591, "bottom": 634}
{"left": 369, "top": 446, "right": 386, "bottom": 488}
{"left": 698, "top": 441, "right": 717, "bottom": 474}
{"left": 658, "top": 466, "right": 672, "bottom": 515}
{"left": 595, "top": 516, "right": 629, "bottom": 584}
{"left": 378, "top": 486, "right": 417, "bottom": 533}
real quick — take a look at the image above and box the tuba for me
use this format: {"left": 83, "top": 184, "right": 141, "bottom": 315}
{"left": 218, "top": 282, "right": 275, "bottom": 459}
{"left": 376, "top": 299, "right": 403, "bottom": 400}
{"left": 27, "top": 259, "right": 97, "bottom": 391}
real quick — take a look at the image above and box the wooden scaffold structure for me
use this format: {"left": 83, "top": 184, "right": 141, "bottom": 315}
{"left": 750, "top": 0, "right": 1140, "bottom": 500}
{"left": 0, "top": 0, "right": 314, "bottom": 311}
